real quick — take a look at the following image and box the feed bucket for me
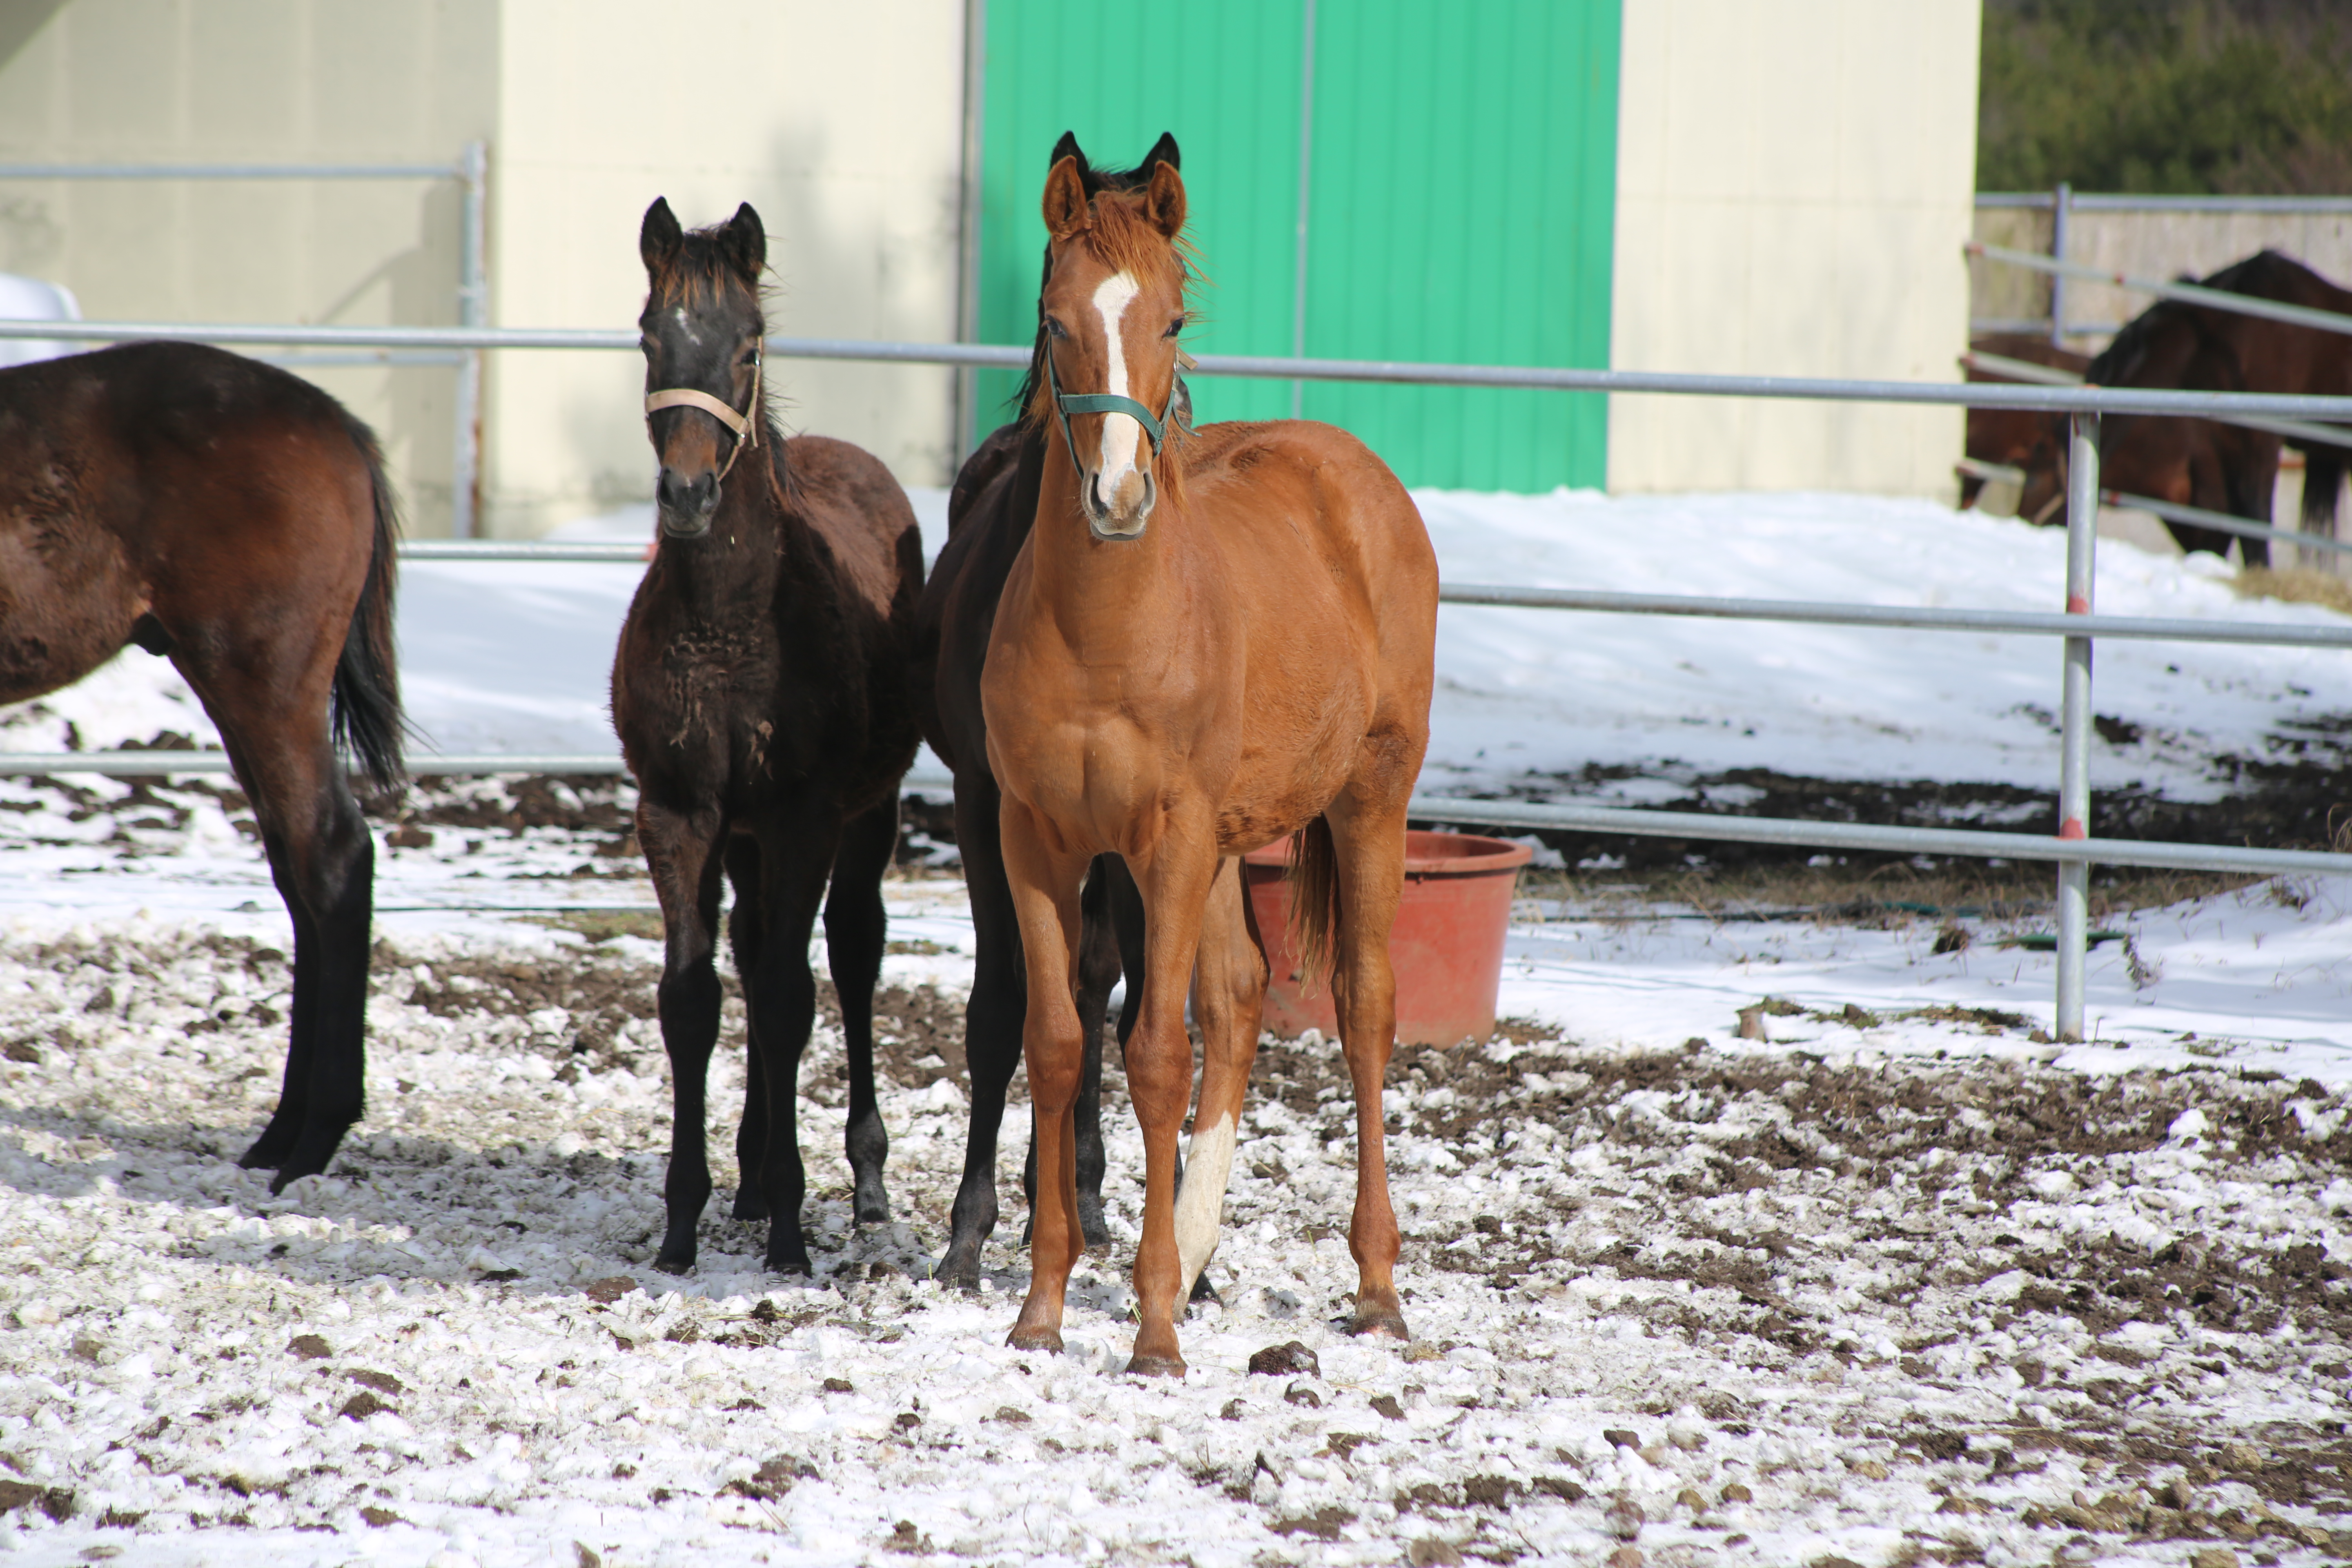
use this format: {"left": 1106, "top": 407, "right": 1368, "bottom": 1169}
{"left": 1241, "top": 830, "right": 1534, "bottom": 1046}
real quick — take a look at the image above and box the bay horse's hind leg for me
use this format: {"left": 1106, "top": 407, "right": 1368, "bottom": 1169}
{"left": 1323, "top": 800, "right": 1412, "bottom": 1341}
{"left": 639, "top": 802, "right": 726, "bottom": 1272}
{"left": 826, "top": 800, "right": 898, "bottom": 1227}
{"left": 725, "top": 835, "right": 770, "bottom": 1222}
{"left": 204, "top": 684, "right": 374, "bottom": 1190}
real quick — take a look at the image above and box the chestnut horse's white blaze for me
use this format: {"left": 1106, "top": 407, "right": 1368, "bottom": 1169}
{"left": 1173, "top": 1109, "right": 1236, "bottom": 1293}
{"left": 1089, "top": 271, "right": 1146, "bottom": 513}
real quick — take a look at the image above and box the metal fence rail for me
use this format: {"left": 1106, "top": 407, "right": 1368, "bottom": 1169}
{"left": 1963, "top": 348, "right": 2352, "bottom": 452}
{"left": 1968, "top": 240, "right": 2352, "bottom": 339}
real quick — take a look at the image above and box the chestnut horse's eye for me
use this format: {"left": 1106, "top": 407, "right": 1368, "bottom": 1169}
{"left": 1044, "top": 317, "right": 1068, "bottom": 340}
{"left": 1164, "top": 317, "right": 1185, "bottom": 339}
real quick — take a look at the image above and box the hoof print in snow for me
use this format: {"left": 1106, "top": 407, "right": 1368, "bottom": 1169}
{"left": 1283, "top": 1382, "right": 1321, "bottom": 1408}
{"left": 1534, "top": 1476, "right": 1586, "bottom": 1503}
{"left": 1463, "top": 1475, "right": 1523, "bottom": 1509}
{"left": 1272, "top": 1506, "right": 1353, "bottom": 1540}
{"left": 1406, "top": 1540, "right": 1463, "bottom": 1567}
{"left": 583, "top": 1276, "right": 637, "bottom": 1305}
{"left": 287, "top": 1334, "right": 332, "bottom": 1361}
{"left": 824, "top": 1377, "right": 855, "bottom": 1394}
{"left": 1248, "top": 1340, "right": 1319, "bottom": 1378}
{"left": 339, "top": 1390, "right": 394, "bottom": 1421}
{"left": 347, "top": 1369, "right": 404, "bottom": 1395}
{"left": 1370, "top": 1394, "right": 1405, "bottom": 1421}
{"left": 1603, "top": 1428, "right": 1642, "bottom": 1450}
{"left": 360, "top": 1505, "right": 404, "bottom": 1527}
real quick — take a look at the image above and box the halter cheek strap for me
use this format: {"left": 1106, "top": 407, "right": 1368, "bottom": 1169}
{"left": 1047, "top": 345, "right": 1170, "bottom": 492}
{"left": 644, "top": 354, "right": 762, "bottom": 483}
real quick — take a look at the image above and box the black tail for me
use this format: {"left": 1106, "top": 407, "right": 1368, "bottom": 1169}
{"left": 2302, "top": 445, "right": 2345, "bottom": 546}
{"left": 333, "top": 412, "right": 406, "bottom": 794}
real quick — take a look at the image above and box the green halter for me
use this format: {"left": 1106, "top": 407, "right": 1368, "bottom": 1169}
{"left": 1046, "top": 343, "right": 1168, "bottom": 494}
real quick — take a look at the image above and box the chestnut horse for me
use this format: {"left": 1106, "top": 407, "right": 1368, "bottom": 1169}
{"left": 612, "top": 200, "right": 924, "bottom": 1275}
{"left": 0, "top": 341, "right": 403, "bottom": 1190}
{"left": 983, "top": 139, "right": 1440, "bottom": 1374}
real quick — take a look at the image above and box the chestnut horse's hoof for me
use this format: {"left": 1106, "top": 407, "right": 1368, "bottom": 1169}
{"left": 1348, "top": 1304, "right": 1411, "bottom": 1341}
{"left": 1125, "top": 1352, "right": 1186, "bottom": 1378}
{"left": 1007, "top": 1323, "right": 1064, "bottom": 1354}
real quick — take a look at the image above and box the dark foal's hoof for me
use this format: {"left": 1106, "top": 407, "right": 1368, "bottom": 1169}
{"left": 1006, "top": 1323, "right": 1064, "bottom": 1354}
{"left": 238, "top": 1118, "right": 298, "bottom": 1172}
{"left": 1125, "top": 1353, "right": 1186, "bottom": 1378}
{"left": 652, "top": 1250, "right": 695, "bottom": 1276}
{"left": 1077, "top": 1196, "right": 1112, "bottom": 1251}
{"left": 730, "top": 1186, "right": 771, "bottom": 1222}
{"left": 933, "top": 1240, "right": 983, "bottom": 1293}
{"left": 1348, "top": 1304, "right": 1412, "bottom": 1341}
{"left": 1189, "top": 1271, "right": 1221, "bottom": 1305}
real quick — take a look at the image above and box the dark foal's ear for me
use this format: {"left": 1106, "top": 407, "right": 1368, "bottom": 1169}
{"left": 1142, "top": 132, "right": 1180, "bottom": 174}
{"left": 1143, "top": 158, "right": 1187, "bottom": 240}
{"left": 722, "top": 203, "right": 766, "bottom": 279}
{"left": 1042, "top": 154, "right": 1090, "bottom": 241}
{"left": 640, "top": 197, "right": 684, "bottom": 273}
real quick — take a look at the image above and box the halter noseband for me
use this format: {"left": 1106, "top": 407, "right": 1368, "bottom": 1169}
{"left": 644, "top": 350, "right": 762, "bottom": 483}
{"left": 1046, "top": 344, "right": 1169, "bottom": 492}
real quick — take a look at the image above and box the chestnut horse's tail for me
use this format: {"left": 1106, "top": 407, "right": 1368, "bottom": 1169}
{"left": 332, "top": 412, "right": 406, "bottom": 794}
{"left": 1284, "top": 816, "right": 1343, "bottom": 1005}
{"left": 2302, "top": 445, "right": 2345, "bottom": 544}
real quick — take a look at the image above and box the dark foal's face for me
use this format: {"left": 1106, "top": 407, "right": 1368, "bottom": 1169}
{"left": 638, "top": 197, "right": 766, "bottom": 540}
{"left": 1038, "top": 155, "right": 1189, "bottom": 540}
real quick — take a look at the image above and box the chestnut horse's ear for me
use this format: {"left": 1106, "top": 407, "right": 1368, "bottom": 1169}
{"left": 722, "top": 202, "right": 767, "bottom": 279}
{"left": 1050, "top": 130, "right": 1100, "bottom": 194}
{"left": 640, "top": 197, "right": 684, "bottom": 273}
{"left": 1042, "top": 154, "right": 1090, "bottom": 241}
{"left": 1141, "top": 131, "right": 1180, "bottom": 174}
{"left": 1143, "top": 158, "right": 1186, "bottom": 240}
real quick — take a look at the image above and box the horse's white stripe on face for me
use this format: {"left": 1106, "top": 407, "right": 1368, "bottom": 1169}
{"left": 1089, "top": 271, "right": 1143, "bottom": 488}
{"left": 1174, "top": 1110, "right": 1238, "bottom": 1294}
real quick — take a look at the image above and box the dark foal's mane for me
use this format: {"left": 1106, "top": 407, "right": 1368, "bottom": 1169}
{"left": 642, "top": 215, "right": 794, "bottom": 508}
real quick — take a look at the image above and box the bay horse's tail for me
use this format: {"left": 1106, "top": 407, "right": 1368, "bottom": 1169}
{"left": 2302, "top": 444, "right": 2345, "bottom": 544}
{"left": 332, "top": 411, "right": 406, "bottom": 794}
{"left": 1284, "top": 817, "right": 1343, "bottom": 1004}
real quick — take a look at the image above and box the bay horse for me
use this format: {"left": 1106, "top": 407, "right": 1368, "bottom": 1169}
{"left": 0, "top": 341, "right": 402, "bottom": 1190}
{"left": 983, "top": 138, "right": 1440, "bottom": 1374}
{"left": 2016, "top": 252, "right": 2352, "bottom": 562}
{"left": 920, "top": 134, "right": 1224, "bottom": 1292}
{"left": 1960, "top": 334, "right": 2088, "bottom": 510}
{"left": 611, "top": 199, "right": 924, "bottom": 1276}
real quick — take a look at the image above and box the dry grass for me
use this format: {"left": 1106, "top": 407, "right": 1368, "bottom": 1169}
{"left": 2234, "top": 565, "right": 2352, "bottom": 617}
{"left": 1517, "top": 857, "right": 2260, "bottom": 925}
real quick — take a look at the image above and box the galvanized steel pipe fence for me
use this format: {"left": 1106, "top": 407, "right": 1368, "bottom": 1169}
{"left": 7, "top": 321, "right": 2352, "bottom": 1039}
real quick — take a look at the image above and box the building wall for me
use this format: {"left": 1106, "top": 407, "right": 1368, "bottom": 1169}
{"left": 0, "top": 0, "right": 497, "bottom": 533}
{"left": 483, "top": 0, "right": 966, "bottom": 539}
{"left": 1608, "top": 0, "right": 1980, "bottom": 497}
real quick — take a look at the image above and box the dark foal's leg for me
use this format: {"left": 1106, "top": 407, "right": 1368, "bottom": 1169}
{"left": 206, "top": 694, "right": 374, "bottom": 1189}
{"left": 725, "top": 836, "right": 771, "bottom": 1222}
{"left": 1069, "top": 857, "right": 1125, "bottom": 1248}
{"left": 639, "top": 801, "right": 728, "bottom": 1273}
{"left": 937, "top": 773, "right": 1022, "bottom": 1289}
{"left": 826, "top": 801, "right": 898, "bottom": 1227}
{"left": 744, "top": 816, "right": 842, "bottom": 1274}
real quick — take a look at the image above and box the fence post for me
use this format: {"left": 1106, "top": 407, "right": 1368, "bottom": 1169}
{"left": 451, "top": 140, "right": 488, "bottom": 539}
{"left": 2056, "top": 410, "right": 2099, "bottom": 1040}
{"left": 2047, "top": 181, "right": 2071, "bottom": 347}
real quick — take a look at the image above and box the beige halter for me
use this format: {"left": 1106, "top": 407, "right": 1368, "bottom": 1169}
{"left": 644, "top": 353, "right": 761, "bottom": 481}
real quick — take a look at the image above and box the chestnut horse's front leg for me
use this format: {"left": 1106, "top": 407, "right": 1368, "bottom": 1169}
{"left": 1123, "top": 821, "right": 1223, "bottom": 1375}
{"left": 998, "top": 796, "right": 1094, "bottom": 1354}
{"left": 1173, "top": 856, "right": 1269, "bottom": 1301}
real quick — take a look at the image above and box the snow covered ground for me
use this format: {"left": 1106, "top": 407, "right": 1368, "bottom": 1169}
{"left": 2, "top": 490, "right": 2349, "bottom": 1564}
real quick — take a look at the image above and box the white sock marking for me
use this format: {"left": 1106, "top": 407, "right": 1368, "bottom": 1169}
{"left": 1174, "top": 1110, "right": 1238, "bottom": 1295}
{"left": 1089, "top": 272, "right": 1143, "bottom": 498}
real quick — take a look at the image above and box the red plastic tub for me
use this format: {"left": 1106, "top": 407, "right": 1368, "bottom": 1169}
{"left": 1241, "top": 829, "right": 1534, "bottom": 1046}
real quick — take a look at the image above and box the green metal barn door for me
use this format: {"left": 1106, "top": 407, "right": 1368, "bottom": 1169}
{"left": 976, "top": 0, "right": 1620, "bottom": 489}
{"left": 974, "top": 4, "right": 1306, "bottom": 440}
{"left": 1303, "top": 2, "right": 1619, "bottom": 489}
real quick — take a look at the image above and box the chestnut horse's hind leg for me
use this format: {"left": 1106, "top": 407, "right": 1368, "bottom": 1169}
{"left": 938, "top": 773, "right": 1021, "bottom": 1288}
{"left": 1173, "top": 858, "right": 1267, "bottom": 1303}
{"left": 639, "top": 800, "right": 727, "bottom": 1273}
{"left": 1324, "top": 798, "right": 1412, "bottom": 1341}
{"left": 724, "top": 836, "right": 771, "bottom": 1222}
{"left": 204, "top": 681, "right": 374, "bottom": 1192}
{"left": 743, "top": 816, "right": 843, "bottom": 1274}
{"left": 826, "top": 800, "right": 898, "bottom": 1228}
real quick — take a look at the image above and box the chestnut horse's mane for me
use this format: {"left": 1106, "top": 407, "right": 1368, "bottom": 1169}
{"left": 1016, "top": 178, "right": 1198, "bottom": 435}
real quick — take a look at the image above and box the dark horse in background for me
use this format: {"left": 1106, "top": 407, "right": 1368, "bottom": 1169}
{"left": 916, "top": 135, "right": 1177, "bottom": 1290}
{"left": 2013, "top": 251, "right": 2352, "bottom": 564}
{"left": 612, "top": 199, "right": 924, "bottom": 1276}
{"left": 0, "top": 341, "right": 403, "bottom": 1189}
{"left": 1960, "top": 333, "right": 2089, "bottom": 510}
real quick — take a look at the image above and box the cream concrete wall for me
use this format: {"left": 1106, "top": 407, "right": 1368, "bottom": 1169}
{"left": 1608, "top": 0, "right": 1980, "bottom": 497}
{"left": 482, "top": 0, "right": 966, "bottom": 538}
{"left": 0, "top": 0, "right": 496, "bottom": 533}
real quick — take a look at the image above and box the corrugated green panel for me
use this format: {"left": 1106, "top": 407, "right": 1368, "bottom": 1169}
{"left": 1303, "top": 1, "right": 1620, "bottom": 490}
{"left": 975, "top": 2, "right": 1305, "bottom": 443}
